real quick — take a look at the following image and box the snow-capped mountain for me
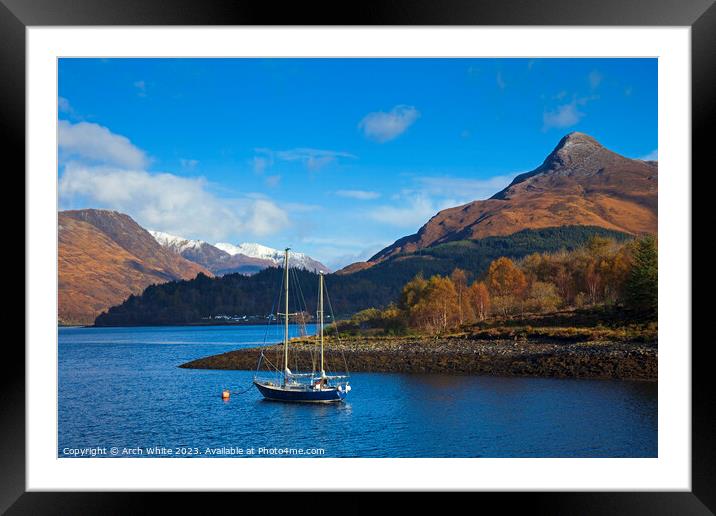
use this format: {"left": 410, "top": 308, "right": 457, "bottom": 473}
{"left": 149, "top": 230, "right": 330, "bottom": 275}
{"left": 149, "top": 230, "right": 205, "bottom": 254}
{"left": 215, "top": 242, "right": 330, "bottom": 273}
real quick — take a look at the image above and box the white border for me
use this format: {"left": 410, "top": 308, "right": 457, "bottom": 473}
{"left": 27, "top": 27, "right": 691, "bottom": 491}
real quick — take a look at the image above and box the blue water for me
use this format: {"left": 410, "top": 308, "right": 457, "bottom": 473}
{"left": 58, "top": 325, "right": 657, "bottom": 458}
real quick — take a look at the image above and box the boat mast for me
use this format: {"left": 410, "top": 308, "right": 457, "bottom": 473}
{"left": 319, "top": 272, "right": 325, "bottom": 378}
{"left": 283, "top": 248, "right": 290, "bottom": 383}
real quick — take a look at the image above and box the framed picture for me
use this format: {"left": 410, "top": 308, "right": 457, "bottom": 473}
{"left": 6, "top": 0, "right": 709, "bottom": 512}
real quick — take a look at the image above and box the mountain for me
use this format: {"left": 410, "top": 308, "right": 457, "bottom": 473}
{"left": 346, "top": 132, "right": 657, "bottom": 271}
{"left": 149, "top": 231, "right": 274, "bottom": 276}
{"left": 214, "top": 242, "right": 330, "bottom": 273}
{"left": 80, "top": 132, "right": 658, "bottom": 326}
{"left": 58, "top": 209, "right": 210, "bottom": 325}
{"left": 95, "top": 225, "right": 633, "bottom": 327}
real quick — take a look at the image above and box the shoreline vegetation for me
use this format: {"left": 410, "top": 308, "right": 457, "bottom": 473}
{"left": 179, "top": 331, "right": 657, "bottom": 381}
{"left": 92, "top": 226, "right": 635, "bottom": 327}
{"left": 181, "top": 235, "right": 657, "bottom": 381}
{"left": 180, "top": 307, "right": 657, "bottom": 381}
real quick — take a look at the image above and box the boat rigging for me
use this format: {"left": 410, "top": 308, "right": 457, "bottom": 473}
{"left": 253, "top": 248, "right": 351, "bottom": 403}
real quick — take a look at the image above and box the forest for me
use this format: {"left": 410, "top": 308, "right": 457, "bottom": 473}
{"left": 341, "top": 234, "right": 657, "bottom": 336}
{"left": 94, "top": 226, "right": 646, "bottom": 327}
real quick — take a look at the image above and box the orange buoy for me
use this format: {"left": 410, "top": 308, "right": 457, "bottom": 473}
{"left": 222, "top": 390, "right": 230, "bottom": 400}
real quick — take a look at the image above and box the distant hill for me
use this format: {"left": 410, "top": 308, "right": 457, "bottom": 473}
{"left": 94, "top": 225, "right": 631, "bottom": 326}
{"left": 343, "top": 132, "right": 657, "bottom": 272}
{"left": 149, "top": 231, "right": 276, "bottom": 276}
{"left": 150, "top": 231, "right": 331, "bottom": 275}
{"left": 58, "top": 209, "right": 210, "bottom": 325}
{"left": 214, "top": 242, "right": 330, "bottom": 273}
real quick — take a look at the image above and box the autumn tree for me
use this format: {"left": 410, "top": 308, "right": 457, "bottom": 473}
{"left": 450, "top": 268, "right": 470, "bottom": 325}
{"left": 413, "top": 275, "right": 460, "bottom": 334}
{"left": 400, "top": 273, "right": 461, "bottom": 334}
{"left": 467, "top": 281, "right": 491, "bottom": 321}
{"left": 524, "top": 281, "right": 562, "bottom": 313}
{"left": 487, "top": 257, "right": 528, "bottom": 296}
{"left": 487, "top": 257, "right": 527, "bottom": 315}
{"left": 399, "top": 273, "right": 428, "bottom": 311}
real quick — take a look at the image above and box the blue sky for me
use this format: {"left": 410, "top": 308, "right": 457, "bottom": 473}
{"left": 58, "top": 58, "right": 657, "bottom": 269}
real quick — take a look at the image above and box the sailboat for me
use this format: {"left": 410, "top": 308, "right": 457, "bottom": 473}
{"left": 253, "top": 248, "right": 351, "bottom": 403}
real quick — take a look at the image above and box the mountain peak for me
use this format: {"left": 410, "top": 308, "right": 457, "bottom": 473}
{"left": 344, "top": 132, "right": 657, "bottom": 270}
{"left": 490, "top": 132, "right": 609, "bottom": 200}
{"left": 558, "top": 131, "right": 602, "bottom": 148}
{"left": 544, "top": 131, "right": 604, "bottom": 167}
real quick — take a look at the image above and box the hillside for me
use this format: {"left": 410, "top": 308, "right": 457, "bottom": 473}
{"left": 348, "top": 132, "right": 657, "bottom": 269}
{"left": 94, "top": 225, "right": 630, "bottom": 326}
{"left": 58, "top": 210, "right": 210, "bottom": 325}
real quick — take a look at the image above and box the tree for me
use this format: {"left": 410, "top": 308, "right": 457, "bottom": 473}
{"left": 407, "top": 275, "right": 460, "bottom": 334}
{"left": 487, "top": 257, "right": 527, "bottom": 315}
{"left": 487, "top": 257, "right": 528, "bottom": 297}
{"left": 450, "top": 268, "right": 469, "bottom": 325}
{"left": 524, "top": 281, "right": 562, "bottom": 313}
{"left": 380, "top": 303, "right": 407, "bottom": 335}
{"left": 624, "top": 235, "right": 657, "bottom": 316}
{"left": 467, "top": 281, "right": 491, "bottom": 321}
{"left": 399, "top": 273, "right": 428, "bottom": 311}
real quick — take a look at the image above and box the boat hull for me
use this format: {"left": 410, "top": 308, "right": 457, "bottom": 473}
{"left": 253, "top": 381, "right": 347, "bottom": 403}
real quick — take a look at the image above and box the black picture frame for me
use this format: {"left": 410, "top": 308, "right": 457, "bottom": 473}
{"left": 4, "top": 0, "right": 708, "bottom": 513}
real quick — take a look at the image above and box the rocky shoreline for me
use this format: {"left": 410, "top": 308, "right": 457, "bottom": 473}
{"left": 179, "top": 336, "right": 657, "bottom": 381}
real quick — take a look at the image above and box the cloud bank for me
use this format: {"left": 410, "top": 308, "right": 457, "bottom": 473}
{"left": 59, "top": 164, "right": 289, "bottom": 241}
{"left": 58, "top": 120, "right": 290, "bottom": 242}
{"left": 59, "top": 120, "right": 148, "bottom": 169}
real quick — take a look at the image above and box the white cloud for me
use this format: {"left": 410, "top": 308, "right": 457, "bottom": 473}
{"left": 254, "top": 147, "right": 356, "bottom": 172}
{"left": 299, "top": 236, "right": 389, "bottom": 270}
{"left": 367, "top": 172, "right": 517, "bottom": 230}
{"left": 639, "top": 149, "right": 658, "bottom": 161}
{"left": 245, "top": 199, "right": 289, "bottom": 236}
{"left": 543, "top": 101, "right": 584, "bottom": 131}
{"left": 59, "top": 163, "right": 289, "bottom": 241}
{"left": 324, "top": 243, "right": 389, "bottom": 270}
{"left": 415, "top": 175, "right": 514, "bottom": 201}
{"left": 358, "top": 105, "right": 420, "bottom": 143}
{"left": 336, "top": 189, "right": 381, "bottom": 200}
{"left": 368, "top": 194, "right": 452, "bottom": 229}
{"left": 58, "top": 120, "right": 149, "bottom": 169}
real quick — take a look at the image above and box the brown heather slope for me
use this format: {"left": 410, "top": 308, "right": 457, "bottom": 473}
{"left": 58, "top": 209, "right": 210, "bottom": 325}
{"left": 344, "top": 132, "right": 657, "bottom": 271}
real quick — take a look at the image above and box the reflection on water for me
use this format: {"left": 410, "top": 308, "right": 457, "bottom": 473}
{"left": 58, "top": 326, "right": 657, "bottom": 458}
